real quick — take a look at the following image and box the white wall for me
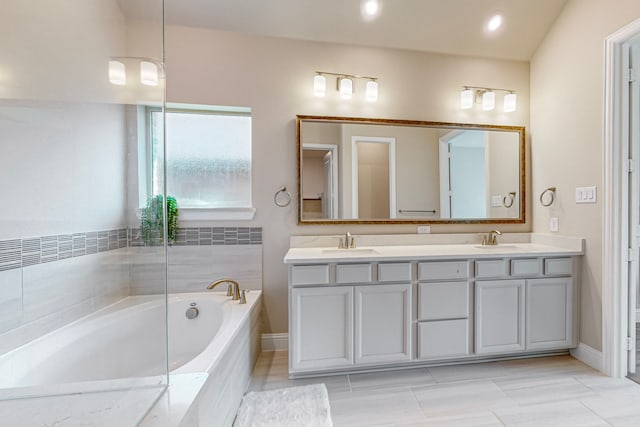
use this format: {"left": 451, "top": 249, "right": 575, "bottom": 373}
{"left": 531, "top": 0, "right": 640, "bottom": 351}
{"left": 165, "top": 26, "right": 531, "bottom": 334}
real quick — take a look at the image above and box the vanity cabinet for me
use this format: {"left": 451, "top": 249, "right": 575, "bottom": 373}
{"left": 287, "top": 250, "right": 579, "bottom": 378}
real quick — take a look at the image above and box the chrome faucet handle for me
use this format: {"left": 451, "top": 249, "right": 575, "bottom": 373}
{"left": 226, "top": 283, "right": 233, "bottom": 297}
{"left": 239, "top": 290, "right": 247, "bottom": 304}
{"left": 338, "top": 237, "right": 345, "bottom": 249}
{"left": 350, "top": 237, "right": 356, "bottom": 248}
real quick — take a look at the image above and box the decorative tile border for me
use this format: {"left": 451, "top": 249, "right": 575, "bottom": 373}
{"left": 129, "top": 227, "right": 262, "bottom": 246}
{"left": 0, "top": 227, "right": 262, "bottom": 272}
{"left": 0, "top": 229, "right": 127, "bottom": 272}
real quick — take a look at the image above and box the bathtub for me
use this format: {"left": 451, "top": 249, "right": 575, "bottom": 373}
{"left": 0, "top": 291, "right": 262, "bottom": 426}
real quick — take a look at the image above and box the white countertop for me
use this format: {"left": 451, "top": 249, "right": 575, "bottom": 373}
{"left": 284, "top": 233, "right": 585, "bottom": 264}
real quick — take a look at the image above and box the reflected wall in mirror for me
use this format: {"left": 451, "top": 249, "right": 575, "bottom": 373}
{"left": 297, "top": 116, "right": 525, "bottom": 224}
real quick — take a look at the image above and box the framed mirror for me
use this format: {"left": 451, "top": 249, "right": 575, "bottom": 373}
{"left": 297, "top": 115, "right": 525, "bottom": 225}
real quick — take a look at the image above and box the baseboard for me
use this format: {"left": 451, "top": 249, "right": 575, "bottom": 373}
{"left": 570, "top": 342, "right": 604, "bottom": 373}
{"left": 261, "top": 333, "right": 288, "bottom": 352}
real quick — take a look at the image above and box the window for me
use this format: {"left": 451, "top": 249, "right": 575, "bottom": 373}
{"left": 148, "top": 104, "right": 253, "bottom": 217}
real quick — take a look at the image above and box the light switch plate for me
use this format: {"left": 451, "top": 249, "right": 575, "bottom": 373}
{"left": 576, "top": 186, "right": 597, "bottom": 204}
{"left": 491, "top": 195, "right": 502, "bottom": 207}
{"left": 549, "top": 217, "right": 559, "bottom": 232}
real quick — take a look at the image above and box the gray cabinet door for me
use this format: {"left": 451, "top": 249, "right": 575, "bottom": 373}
{"left": 526, "top": 277, "right": 573, "bottom": 350}
{"left": 291, "top": 286, "right": 354, "bottom": 372}
{"left": 475, "top": 280, "right": 525, "bottom": 354}
{"left": 355, "top": 283, "right": 412, "bottom": 364}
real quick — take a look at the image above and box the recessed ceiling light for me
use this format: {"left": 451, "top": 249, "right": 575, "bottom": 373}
{"left": 361, "top": 0, "right": 381, "bottom": 19}
{"left": 486, "top": 13, "right": 503, "bottom": 32}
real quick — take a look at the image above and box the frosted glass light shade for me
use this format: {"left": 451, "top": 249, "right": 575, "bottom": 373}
{"left": 108, "top": 60, "right": 126, "bottom": 85}
{"left": 460, "top": 89, "right": 473, "bottom": 109}
{"left": 366, "top": 80, "right": 378, "bottom": 102}
{"left": 313, "top": 75, "right": 326, "bottom": 97}
{"left": 140, "top": 61, "right": 159, "bottom": 86}
{"left": 482, "top": 91, "right": 496, "bottom": 111}
{"left": 339, "top": 77, "right": 353, "bottom": 99}
{"left": 504, "top": 93, "right": 517, "bottom": 112}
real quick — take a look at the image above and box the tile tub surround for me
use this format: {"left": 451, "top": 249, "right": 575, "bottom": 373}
{"left": 251, "top": 352, "right": 640, "bottom": 427}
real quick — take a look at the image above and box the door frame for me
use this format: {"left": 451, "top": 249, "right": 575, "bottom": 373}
{"left": 603, "top": 17, "right": 640, "bottom": 378}
{"left": 351, "top": 136, "right": 397, "bottom": 219}
{"left": 302, "top": 143, "right": 339, "bottom": 219}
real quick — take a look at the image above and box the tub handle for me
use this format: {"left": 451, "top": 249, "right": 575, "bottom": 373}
{"left": 240, "top": 290, "right": 247, "bottom": 305}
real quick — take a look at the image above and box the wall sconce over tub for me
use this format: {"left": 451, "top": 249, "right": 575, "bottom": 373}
{"left": 313, "top": 71, "right": 378, "bottom": 102}
{"left": 460, "top": 86, "right": 517, "bottom": 112}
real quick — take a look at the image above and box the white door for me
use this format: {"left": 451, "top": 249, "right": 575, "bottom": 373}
{"left": 290, "top": 286, "right": 354, "bottom": 372}
{"left": 628, "top": 40, "right": 640, "bottom": 374}
{"left": 354, "top": 283, "right": 412, "bottom": 364}
{"left": 475, "top": 280, "right": 525, "bottom": 354}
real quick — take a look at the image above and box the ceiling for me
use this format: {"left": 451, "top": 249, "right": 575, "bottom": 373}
{"left": 120, "top": 0, "right": 568, "bottom": 61}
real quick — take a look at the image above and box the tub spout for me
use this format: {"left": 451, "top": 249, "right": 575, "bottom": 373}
{"left": 207, "top": 278, "right": 241, "bottom": 301}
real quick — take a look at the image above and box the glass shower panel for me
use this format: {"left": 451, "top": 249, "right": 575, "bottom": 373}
{"left": 0, "top": 0, "right": 167, "bottom": 425}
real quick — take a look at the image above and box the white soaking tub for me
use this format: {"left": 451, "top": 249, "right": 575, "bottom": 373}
{"left": 0, "top": 291, "right": 262, "bottom": 427}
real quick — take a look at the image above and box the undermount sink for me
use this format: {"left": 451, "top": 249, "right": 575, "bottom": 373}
{"left": 474, "top": 244, "right": 519, "bottom": 250}
{"left": 321, "top": 248, "right": 380, "bottom": 255}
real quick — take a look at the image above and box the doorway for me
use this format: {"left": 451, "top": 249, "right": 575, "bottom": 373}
{"left": 301, "top": 144, "right": 338, "bottom": 219}
{"left": 351, "top": 136, "right": 396, "bottom": 219}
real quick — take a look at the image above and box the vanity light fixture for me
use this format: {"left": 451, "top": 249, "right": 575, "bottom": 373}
{"left": 109, "top": 57, "right": 163, "bottom": 86}
{"left": 108, "top": 60, "right": 126, "bottom": 85}
{"left": 313, "top": 74, "right": 327, "bottom": 97}
{"left": 460, "top": 86, "right": 517, "bottom": 112}
{"left": 313, "top": 71, "right": 379, "bottom": 101}
{"left": 339, "top": 77, "right": 353, "bottom": 99}
{"left": 365, "top": 80, "right": 379, "bottom": 102}
{"left": 482, "top": 90, "right": 496, "bottom": 111}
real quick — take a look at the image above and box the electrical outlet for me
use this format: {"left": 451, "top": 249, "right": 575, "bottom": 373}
{"left": 549, "top": 217, "right": 559, "bottom": 232}
{"left": 417, "top": 226, "right": 431, "bottom": 234}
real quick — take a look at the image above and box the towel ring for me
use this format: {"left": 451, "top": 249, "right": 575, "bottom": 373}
{"left": 539, "top": 187, "right": 556, "bottom": 207}
{"left": 503, "top": 192, "right": 516, "bottom": 208}
{"left": 274, "top": 185, "right": 292, "bottom": 207}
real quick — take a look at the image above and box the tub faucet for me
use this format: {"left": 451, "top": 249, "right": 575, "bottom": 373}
{"left": 338, "top": 231, "right": 356, "bottom": 249}
{"left": 482, "top": 229, "right": 502, "bottom": 246}
{"left": 207, "top": 278, "right": 244, "bottom": 303}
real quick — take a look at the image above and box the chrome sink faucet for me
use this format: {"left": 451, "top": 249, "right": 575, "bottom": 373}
{"left": 481, "top": 229, "right": 502, "bottom": 246}
{"left": 338, "top": 231, "right": 356, "bottom": 249}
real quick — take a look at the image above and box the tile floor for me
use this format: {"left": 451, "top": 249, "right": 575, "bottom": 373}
{"left": 249, "top": 352, "right": 640, "bottom": 427}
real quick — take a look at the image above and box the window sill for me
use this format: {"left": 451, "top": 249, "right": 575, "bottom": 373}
{"left": 179, "top": 208, "right": 256, "bottom": 221}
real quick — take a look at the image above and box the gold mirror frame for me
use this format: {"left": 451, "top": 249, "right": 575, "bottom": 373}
{"left": 296, "top": 115, "right": 526, "bottom": 225}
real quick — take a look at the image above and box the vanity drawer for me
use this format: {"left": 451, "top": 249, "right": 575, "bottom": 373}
{"left": 544, "top": 258, "right": 573, "bottom": 276}
{"left": 378, "top": 262, "right": 412, "bottom": 283}
{"left": 336, "top": 264, "right": 372, "bottom": 284}
{"left": 291, "top": 265, "right": 330, "bottom": 286}
{"left": 511, "top": 259, "right": 542, "bottom": 277}
{"left": 418, "top": 261, "right": 469, "bottom": 281}
{"left": 418, "top": 282, "right": 470, "bottom": 320}
{"left": 418, "top": 319, "right": 470, "bottom": 359}
{"left": 475, "top": 260, "right": 509, "bottom": 278}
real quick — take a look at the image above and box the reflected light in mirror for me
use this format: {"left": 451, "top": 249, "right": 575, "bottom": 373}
{"left": 108, "top": 60, "right": 126, "bottom": 85}
{"left": 366, "top": 80, "right": 378, "bottom": 102}
{"left": 313, "top": 74, "right": 326, "bottom": 97}
{"left": 140, "top": 61, "right": 158, "bottom": 86}
{"left": 482, "top": 91, "right": 495, "bottom": 111}
{"left": 504, "top": 93, "right": 517, "bottom": 112}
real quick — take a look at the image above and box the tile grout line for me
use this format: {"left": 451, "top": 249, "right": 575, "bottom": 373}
{"left": 578, "top": 400, "right": 615, "bottom": 427}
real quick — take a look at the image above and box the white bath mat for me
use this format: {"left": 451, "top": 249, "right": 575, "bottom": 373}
{"left": 233, "top": 384, "right": 333, "bottom": 427}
